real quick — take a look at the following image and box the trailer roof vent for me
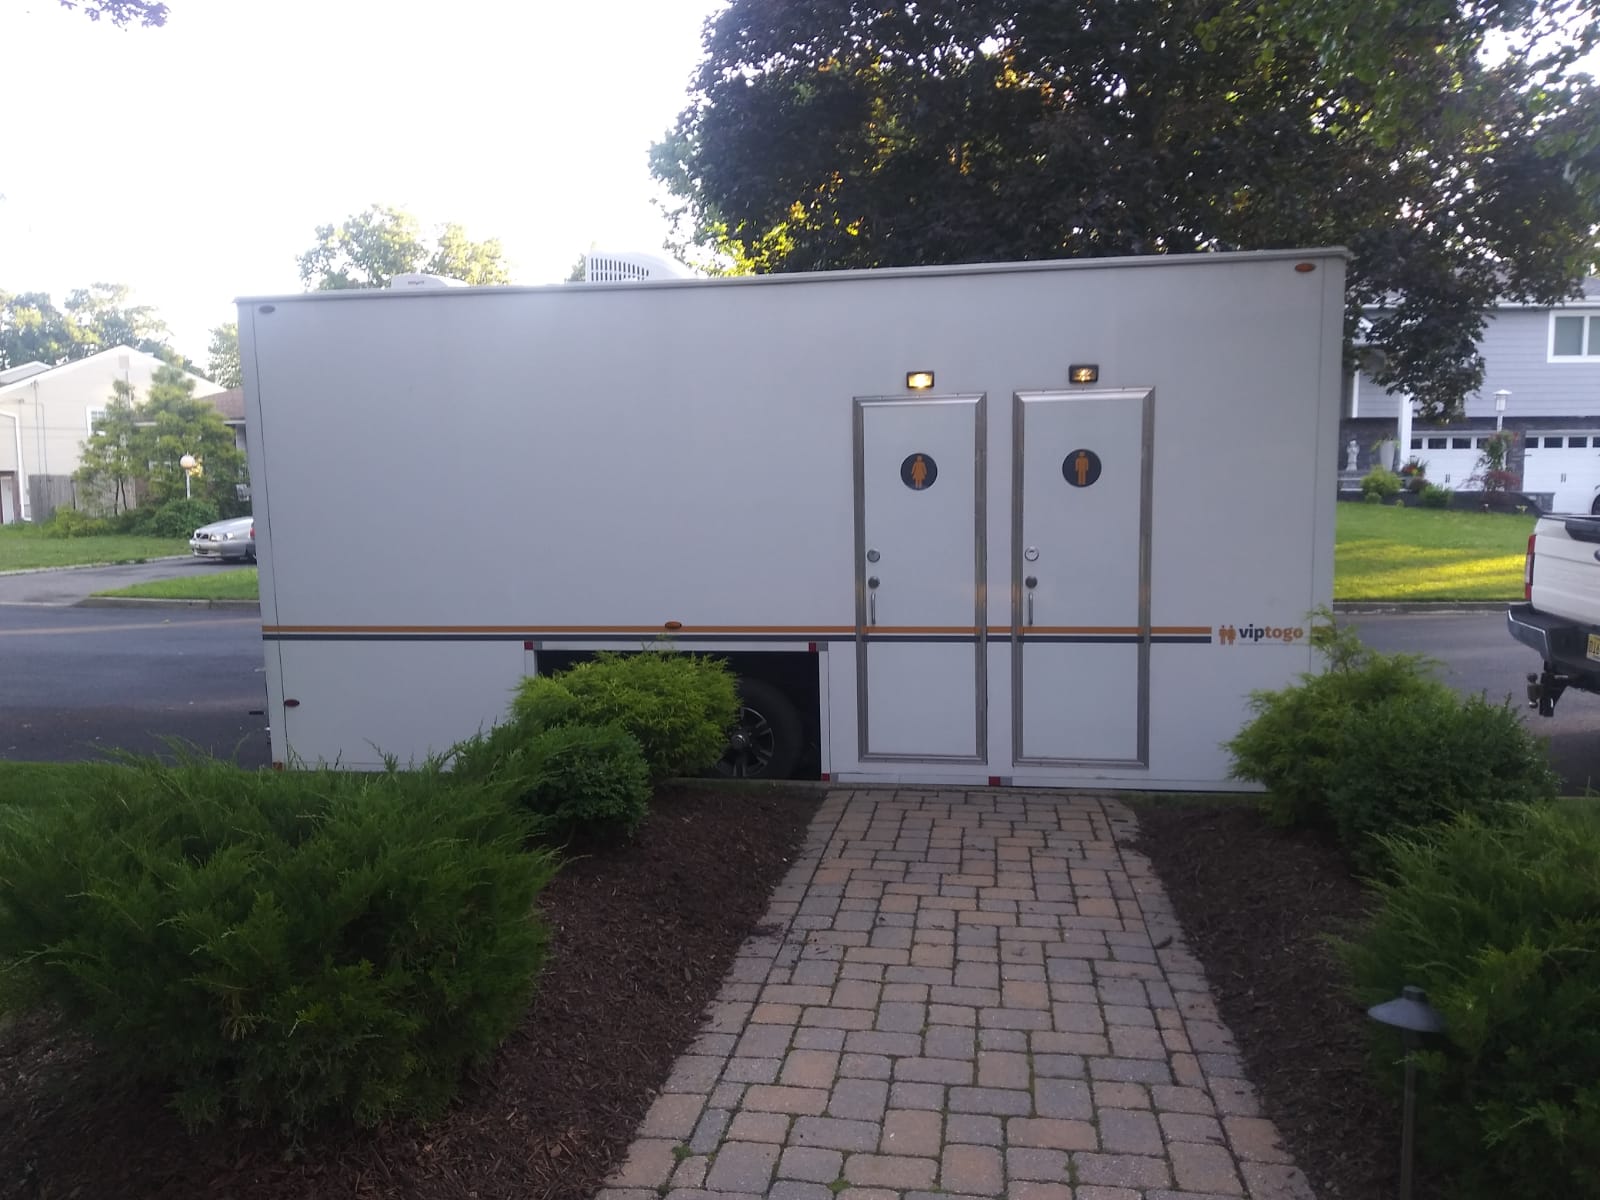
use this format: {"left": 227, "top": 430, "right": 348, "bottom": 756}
{"left": 390, "top": 273, "right": 468, "bottom": 289}
{"left": 581, "top": 251, "right": 694, "bottom": 283}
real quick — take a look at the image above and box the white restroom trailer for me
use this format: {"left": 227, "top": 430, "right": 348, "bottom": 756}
{"left": 238, "top": 248, "right": 1347, "bottom": 789}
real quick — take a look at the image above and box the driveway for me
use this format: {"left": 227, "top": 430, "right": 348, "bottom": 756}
{"left": 0, "top": 558, "right": 252, "bottom": 607}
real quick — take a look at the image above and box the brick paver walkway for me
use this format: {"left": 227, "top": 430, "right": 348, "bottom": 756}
{"left": 599, "top": 790, "right": 1316, "bottom": 1200}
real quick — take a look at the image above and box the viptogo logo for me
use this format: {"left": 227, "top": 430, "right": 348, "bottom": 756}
{"left": 1217, "top": 623, "right": 1306, "bottom": 646}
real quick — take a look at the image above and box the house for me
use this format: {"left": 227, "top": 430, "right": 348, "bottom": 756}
{"left": 0, "top": 346, "right": 224, "bottom": 523}
{"left": 1339, "top": 278, "right": 1600, "bottom": 512}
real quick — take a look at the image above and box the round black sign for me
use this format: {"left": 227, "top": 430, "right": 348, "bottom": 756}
{"left": 901, "top": 452, "right": 937, "bottom": 491}
{"left": 1062, "top": 449, "right": 1102, "bottom": 488}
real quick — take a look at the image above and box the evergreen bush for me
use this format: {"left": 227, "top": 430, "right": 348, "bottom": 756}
{"left": 0, "top": 757, "right": 555, "bottom": 1131}
{"left": 1338, "top": 804, "right": 1600, "bottom": 1199}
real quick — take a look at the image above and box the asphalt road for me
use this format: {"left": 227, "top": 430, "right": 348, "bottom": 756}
{"left": 0, "top": 597, "right": 1594, "bottom": 791}
{"left": 0, "top": 606, "right": 269, "bottom": 766}
{"left": 1352, "top": 610, "right": 1600, "bottom": 794}
{"left": 0, "top": 557, "right": 251, "bottom": 606}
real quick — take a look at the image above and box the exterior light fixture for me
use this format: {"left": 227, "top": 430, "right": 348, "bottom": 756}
{"left": 1367, "top": 984, "right": 1446, "bottom": 1200}
{"left": 906, "top": 371, "right": 935, "bottom": 390}
{"left": 1494, "top": 389, "right": 1510, "bottom": 433}
{"left": 1069, "top": 364, "right": 1099, "bottom": 384}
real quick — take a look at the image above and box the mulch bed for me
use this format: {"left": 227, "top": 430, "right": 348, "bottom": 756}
{"left": 1130, "top": 802, "right": 1414, "bottom": 1200}
{"left": 0, "top": 786, "right": 821, "bottom": 1200}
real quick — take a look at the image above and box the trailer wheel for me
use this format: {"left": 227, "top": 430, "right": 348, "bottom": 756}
{"left": 715, "top": 678, "right": 803, "bottom": 779}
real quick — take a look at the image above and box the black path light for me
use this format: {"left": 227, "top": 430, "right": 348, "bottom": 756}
{"left": 1367, "top": 985, "right": 1447, "bottom": 1200}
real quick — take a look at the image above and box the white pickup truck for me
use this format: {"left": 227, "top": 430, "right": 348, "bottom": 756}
{"left": 1508, "top": 514, "right": 1600, "bottom": 715}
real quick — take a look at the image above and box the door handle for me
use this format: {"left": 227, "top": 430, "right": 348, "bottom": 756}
{"left": 1028, "top": 593, "right": 1034, "bottom": 627}
{"left": 868, "top": 576, "right": 879, "bottom": 626}
{"left": 1025, "top": 576, "right": 1037, "bottom": 627}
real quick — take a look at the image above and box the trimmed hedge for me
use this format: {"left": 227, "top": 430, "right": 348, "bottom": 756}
{"left": 1227, "top": 620, "right": 1450, "bottom": 830}
{"left": 1338, "top": 803, "right": 1600, "bottom": 1198}
{"left": 512, "top": 650, "right": 739, "bottom": 782}
{"left": 1227, "top": 619, "right": 1556, "bottom": 869}
{"left": 0, "top": 757, "right": 556, "bottom": 1131}
{"left": 1323, "top": 690, "right": 1557, "bottom": 873}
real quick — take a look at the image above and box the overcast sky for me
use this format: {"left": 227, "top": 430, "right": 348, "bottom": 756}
{"left": 0, "top": 0, "right": 726, "bottom": 362}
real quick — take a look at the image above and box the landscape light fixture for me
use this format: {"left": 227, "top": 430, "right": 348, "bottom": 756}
{"left": 179, "top": 453, "right": 198, "bottom": 500}
{"left": 906, "top": 371, "right": 935, "bottom": 390}
{"left": 1367, "top": 984, "right": 1446, "bottom": 1200}
{"left": 1069, "top": 364, "right": 1099, "bottom": 384}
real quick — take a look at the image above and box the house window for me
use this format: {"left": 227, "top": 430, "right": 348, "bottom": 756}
{"left": 1572, "top": 437, "right": 1589, "bottom": 448}
{"left": 1551, "top": 313, "right": 1600, "bottom": 360}
{"left": 1427, "top": 437, "right": 1448, "bottom": 449}
{"left": 1452, "top": 437, "right": 1472, "bottom": 449}
{"left": 86, "top": 407, "right": 106, "bottom": 434}
{"left": 1545, "top": 436, "right": 1566, "bottom": 448}
{"left": 1410, "top": 438, "right": 1422, "bottom": 449}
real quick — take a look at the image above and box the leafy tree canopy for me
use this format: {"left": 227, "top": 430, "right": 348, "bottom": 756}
{"left": 297, "top": 205, "right": 512, "bottom": 290}
{"left": 75, "top": 366, "right": 246, "bottom": 516}
{"left": 654, "top": 0, "right": 1600, "bottom": 419}
{"left": 0, "top": 284, "right": 180, "bottom": 372}
{"left": 206, "top": 322, "right": 240, "bottom": 389}
{"left": 57, "top": 0, "right": 167, "bottom": 27}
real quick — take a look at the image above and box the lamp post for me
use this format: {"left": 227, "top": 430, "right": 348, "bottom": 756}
{"left": 1494, "top": 389, "right": 1510, "bottom": 433}
{"left": 1367, "top": 985, "right": 1447, "bottom": 1200}
{"left": 179, "top": 454, "right": 197, "bottom": 500}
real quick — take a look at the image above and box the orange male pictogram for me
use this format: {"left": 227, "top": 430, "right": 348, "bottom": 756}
{"left": 1218, "top": 624, "right": 1237, "bottom": 645}
{"left": 1073, "top": 451, "right": 1091, "bottom": 486}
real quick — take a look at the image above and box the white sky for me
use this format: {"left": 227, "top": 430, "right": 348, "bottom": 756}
{"left": 2, "top": 3, "right": 1593, "bottom": 370}
{"left": 0, "top": 0, "right": 728, "bottom": 363}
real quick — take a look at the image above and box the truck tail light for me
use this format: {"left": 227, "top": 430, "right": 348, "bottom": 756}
{"left": 1525, "top": 533, "right": 1536, "bottom": 600}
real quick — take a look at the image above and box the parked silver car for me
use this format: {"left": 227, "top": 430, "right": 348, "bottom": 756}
{"left": 189, "top": 515, "right": 255, "bottom": 562}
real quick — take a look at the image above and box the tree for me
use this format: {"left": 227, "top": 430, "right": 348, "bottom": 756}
{"left": 1, "top": 284, "right": 178, "bottom": 371}
{"left": 655, "top": 0, "right": 1600, "bottom": 419}
{"left": 297, "top": 205, "right": 511, "bottom": 290}
{"left": 65, "top": 283, "right": 168, "bottom": 357}
{"left": 73, "top": 382, "right": 140, "bottom": 515}
{"left": 0, "top": 291, "right": 81, "bottom": 370}
{"left": 134, "top": 366, "right": 247, "bottom": 512}
{"left": 56, "top": 1, "right": 168, "bottom": 27}
{"left": 74, "top": 367, "right": 247, "bottom": 517}
{"left": 206, "top": 322, "right": 241, "bottom": 389}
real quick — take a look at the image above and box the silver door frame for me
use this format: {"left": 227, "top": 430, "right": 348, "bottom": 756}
{"left": 1011, "top": 387, "right": 1154, "bottom": 768}
{"left": 852, "top": 393, "right": 988, "bottom": 763}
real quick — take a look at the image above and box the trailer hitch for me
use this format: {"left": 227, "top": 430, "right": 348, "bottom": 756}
{"left": 1527, "top": 670, "right": 1569, "bottom": 718}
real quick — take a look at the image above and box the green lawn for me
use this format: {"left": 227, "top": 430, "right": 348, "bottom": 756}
{"left": 95, "top": 567, "right": 259, "bottom": 601}
{"left": 0, "top": 525, "right": 186, "bottom": 571}
{"left": 0, "top": 761, "right": 115, "bottom": 810}
{"left": 1334, "top": 503, "right": 1535, "bottom": 601}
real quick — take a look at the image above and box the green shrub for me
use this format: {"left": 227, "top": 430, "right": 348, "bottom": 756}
{"left": 1362, "top": 490, "right": 1384, "bottom": 503}
{"left": 1323, "top": 690, "right": 1558, "bottom": 873}
{"left": 513, "top": 674, "right": 582, "bottom": 730}
{"left": 41, "top": 508, "right": 110, "bottom": 538}
{"left": 0, "top": 756, "right": 555, "bottom": 1131}
{"left": 140, "top": 497, "right": 221, "bottom": 538}
{"left": 1361, "top": 466, "right": 1403, "bottom": 499}
{"left": 1418, "top": 482, "right": 1453, "bottom": 508}
{"left": 1337, "top": 804, "right": 1600, "bottom": 1199}
{"left": 1227, "top": 619, "right": 1451, "bottom": 828}
{"left": 514, "top": 651, "right": 739, "bottom": 781}
{"left": 505, "top": 722, "right": 652, "bottom": 845}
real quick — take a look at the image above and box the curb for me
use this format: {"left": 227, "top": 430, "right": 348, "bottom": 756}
{"left": 76, "top": 597, "right": 261, "bottom": 611}
{"left": 0, "top": 556, "right": 191, "bottom": 577}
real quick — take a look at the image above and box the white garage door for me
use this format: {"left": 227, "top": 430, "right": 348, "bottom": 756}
{"left": 1523, "top": 435, "right": 1600, "bottom": 514}
{"left": 1410, "top": 435, "right": 1483, "bottom": 489}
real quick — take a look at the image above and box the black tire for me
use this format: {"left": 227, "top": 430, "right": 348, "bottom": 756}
{"left": 1589, "top": 494, "right": 1600, "bottom": 516}
{"left": 714, "top": 677, "right": 804, "bottom": 779}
